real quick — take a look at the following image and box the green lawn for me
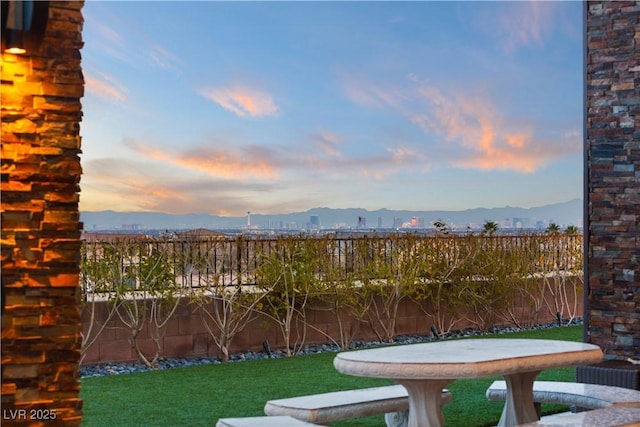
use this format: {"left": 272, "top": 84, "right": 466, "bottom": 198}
{"left": 80, "top": 326, "right": 582, "bottom": 426}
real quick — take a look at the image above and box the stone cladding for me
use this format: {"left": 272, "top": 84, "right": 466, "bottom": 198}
{"left": 586, "top": 1, "right": 640, "bottom": 359}
{"left": 1, "top": 2, "right": 85, "bottom": 424}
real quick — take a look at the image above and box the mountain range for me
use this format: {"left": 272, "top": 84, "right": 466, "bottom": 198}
{"left": 81, "top": 198, "right": 583, "bottom": 232}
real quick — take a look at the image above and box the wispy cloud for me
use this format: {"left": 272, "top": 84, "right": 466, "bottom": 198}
{"left": 82, "top": 156, "right": 279, "bottom": 214}
{"left": 128, "top": 140, "right": 281, "bottom": 180}
{"left": 501, "top": 2, "right": 554, "bottom": 52}
{"left": 85, "top": 6, "right": 183, "bottom": 74}
{"left": 80, "top": 157, "right": 186, "bottom": 211}
{"left": 200, "top": 85, "right": 279, "bottom": 117}
{"left": 341, "top": 72, "right": 578, "bottom": 174}
{"left": 341, "top": 71, "right": 405, "bottom": 109}
{"left": 311, "top": 129, "right": 342, "bottom": 157}
{"left": 410, "top": 80, "right": 569, "bottom": 173}
{"left": 148, "top": 44, "right": 182, "bottom": 73}
{"left": 83, "top": 15, "right": 133, "bottom": 65}
{"left": 476, "top": 1, "right": 556, "bottom": 53}
{"left": 388, "top": 146, "right": 425, "bottom": 165}
{"left": 84, "top": 71, "right": 128, "bottom": 103}
{"left": 122, "top": 129, "right": 425, "bottom": 195}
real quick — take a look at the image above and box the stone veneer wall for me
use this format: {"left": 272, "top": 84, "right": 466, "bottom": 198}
{"left": 1, "top": 1, "right": 85, "bottom": 425}
{"left": 585, "top": 1, "right": 640, "bottom": 359}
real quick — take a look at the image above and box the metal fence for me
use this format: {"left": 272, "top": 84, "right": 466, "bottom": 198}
{"left": 81, "top": 233, "right": 583, "bottom": 293}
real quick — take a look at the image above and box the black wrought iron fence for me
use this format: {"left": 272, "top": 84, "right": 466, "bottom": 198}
{"left": 81, "top": 233, "right": 583, "bottom": 293}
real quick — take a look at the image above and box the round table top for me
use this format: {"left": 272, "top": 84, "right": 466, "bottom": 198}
{"left": 333, "top": 339, "right": 603, "bottom": 380}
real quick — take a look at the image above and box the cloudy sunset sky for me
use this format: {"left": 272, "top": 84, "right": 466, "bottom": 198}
{"left": 80, "top": 1, "right": 583, "bottom": 216}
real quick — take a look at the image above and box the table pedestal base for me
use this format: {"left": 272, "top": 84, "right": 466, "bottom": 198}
{"left": 497, "top": 371, "right": 541, "bottom": 427}
{"left": 396, "top": 379, "right": 453, "bottom": 427}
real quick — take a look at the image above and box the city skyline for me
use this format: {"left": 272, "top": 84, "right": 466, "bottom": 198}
{"left": 81, "top": 198, "right": 583, "bottom": 232}
{"left": 80, "top": 1, "right": 583, "bottom": 216}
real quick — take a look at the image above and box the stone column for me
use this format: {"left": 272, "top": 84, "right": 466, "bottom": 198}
{"left": 585, "top": 1, "right": 639, "bottom": 358}
{"left": 1, "top": 1, "right": 85, "bottom": 424}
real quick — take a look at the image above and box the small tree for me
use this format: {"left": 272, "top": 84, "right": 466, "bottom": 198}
{"left": 537, "top": 233, "right": 583, "bottom": 324}
{"left": 184, "top": 240, "right": 267, "bottom": 362}
{"left": 482, "top": 221, "right": 499, "bottom": 235}
{"left": 357, "top": 235, "right": 423, "bottom": 343}
{"left": 565, "top": 225, "right": 579, "bottom": 235}
{"left": 255, "top": 236, "right": 318, "bottom": 357}
{"left": 306, "top": 237, "right": 363, "bottom": 350}
{"left": 461, "top": 235, "right": 530, "bottom": 331}
{"left": 110, "top": 238, "right": 181, "bottom": 368}
{"left": 546, "top": 223, "right": 561, "bottom": 234}
{"left": 409, "top": 235, "right": 469, "bottom": 336}
{"left": 79, "top": 240, "right": 124, "bottom": 364}
{"left": 493, "top": 235, "right": 546, "bottom": 329}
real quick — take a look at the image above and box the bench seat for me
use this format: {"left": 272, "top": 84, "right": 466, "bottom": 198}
{"left": 516, "top": 406, "right": 640, "bottom": 426}
{"left": 216, "top": 415, "right": 324, "bottom": 427}
{"left": 486, "top": 380, "right": 640, "bottom": 410}
{"left": 264, "top": 384, "right": 452, "bottom": 426}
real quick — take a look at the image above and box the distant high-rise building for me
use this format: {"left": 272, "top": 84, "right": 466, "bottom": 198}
{"left": 377, "top": 216, "right": 383, "bottom": 228}
{"left": 310, "top": 215, "right": 320, "bottom": 229}
{"left": 410, "top": 217, "right": 425, "bottom": 228}
{"left": 393, "top": 217, "right": 404, "bottom": 228}
{"left": 357, "top": 216, "right": 366, "bottom": 228}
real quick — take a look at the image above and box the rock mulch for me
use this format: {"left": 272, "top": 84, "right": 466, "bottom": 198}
{"left": 80, "top": 319, "right": 583, "bottom": 378}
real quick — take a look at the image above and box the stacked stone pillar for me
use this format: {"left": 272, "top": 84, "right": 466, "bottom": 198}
{"left": 1, "top": 1, "right": 85, "bottom": 424}
{"left": 586, "top": 1, "right": 640, "bottom": 358}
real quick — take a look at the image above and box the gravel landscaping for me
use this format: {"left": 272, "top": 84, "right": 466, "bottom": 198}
{"left": 80, "top": 318, "right": 583, "bottom": 378}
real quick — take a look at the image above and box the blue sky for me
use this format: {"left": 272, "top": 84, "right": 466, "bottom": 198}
{"left": 80, "top": 1, "right": 583, "bottom": 216}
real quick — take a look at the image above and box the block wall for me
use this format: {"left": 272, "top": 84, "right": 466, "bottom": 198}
{"left": 1, "top": 1, "right": 85, "bottom": 425}
{"left": 81, "top": 278, "right": 583, "bottom": 365}
{"left": 585, "top": 1, "right": 640, "bottom": 358}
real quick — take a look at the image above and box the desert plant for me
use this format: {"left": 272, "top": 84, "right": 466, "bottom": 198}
{"left": 304, "top": 237, "right": 364, "bottom": 349}
{"left": 79, "top": 240, "right": 125, "bottom": 364}
{"left": 491, "top": 236, "right": 545, "bottom": 329}
{"left": 460, "top": 235, "right": 531, "bottom": 331}
{"left": 538, "top": 233, "right": 583, "bottom": 324}
{"left": 408, "top": 236, "right": 470, "bottom": 336}
{"left": 109, "top": 238, "right": 181, "bottom": 368}
{"left": 254, "top": 236, "right": 319, "bottom": 356}
{"left": 356, "top": 235, "right": 423, "bottom": 342}
{"left": 183, "top": 240, "right": 267, "bottom": 362}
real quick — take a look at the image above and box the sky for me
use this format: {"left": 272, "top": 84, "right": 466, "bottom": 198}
{"left": 80, "top": 1, "right": 584, "bottom": 217}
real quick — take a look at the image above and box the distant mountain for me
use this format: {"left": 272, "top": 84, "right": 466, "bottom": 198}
{"left": 81, "top": 199, "right": 583, "bottom": 232}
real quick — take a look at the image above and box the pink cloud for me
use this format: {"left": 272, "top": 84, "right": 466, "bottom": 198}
{"left": 312, "top": 129, "right": 342, "bottom": 157}
{"left": 130, "top": 141, "right": 279, "bottom": 180}
{"left": 412, "top": 83, "right": 565, "bottom": 173}
{"left": 82, "top": 155, "right": 283, "bottom": 215}
{"left": 200, "top": 85, "right": 278, "bottom": 117}
{"left": 342, "top": 70, "right": 580, "bottom": 174}
{"left": 84, "top": 72, "right": 128, "bottom": 102}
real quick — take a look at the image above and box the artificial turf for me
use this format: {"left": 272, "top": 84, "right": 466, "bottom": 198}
{"left": 80, "top": 325, "right": 582, "bottom": 426}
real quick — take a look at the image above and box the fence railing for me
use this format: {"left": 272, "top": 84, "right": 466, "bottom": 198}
{"left": 81, "top": 233, "right": 583, "bottom": 294}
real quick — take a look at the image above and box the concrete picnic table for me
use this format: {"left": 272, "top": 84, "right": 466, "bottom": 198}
{"left": 333, "top": 338, "right": 603, "bottom": 427}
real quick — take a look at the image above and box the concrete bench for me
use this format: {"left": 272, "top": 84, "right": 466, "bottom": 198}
{"left": 264, "top": 384, "right": 452, "bottom": 427}
{"left": 486, "top": 380, "right": 640, "bottom": 413}
{"left": 216, "top": 415, "right": 325, "bottom": 427}
{"left": 515, "top": 406, "right": 640, "bottom": 426}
